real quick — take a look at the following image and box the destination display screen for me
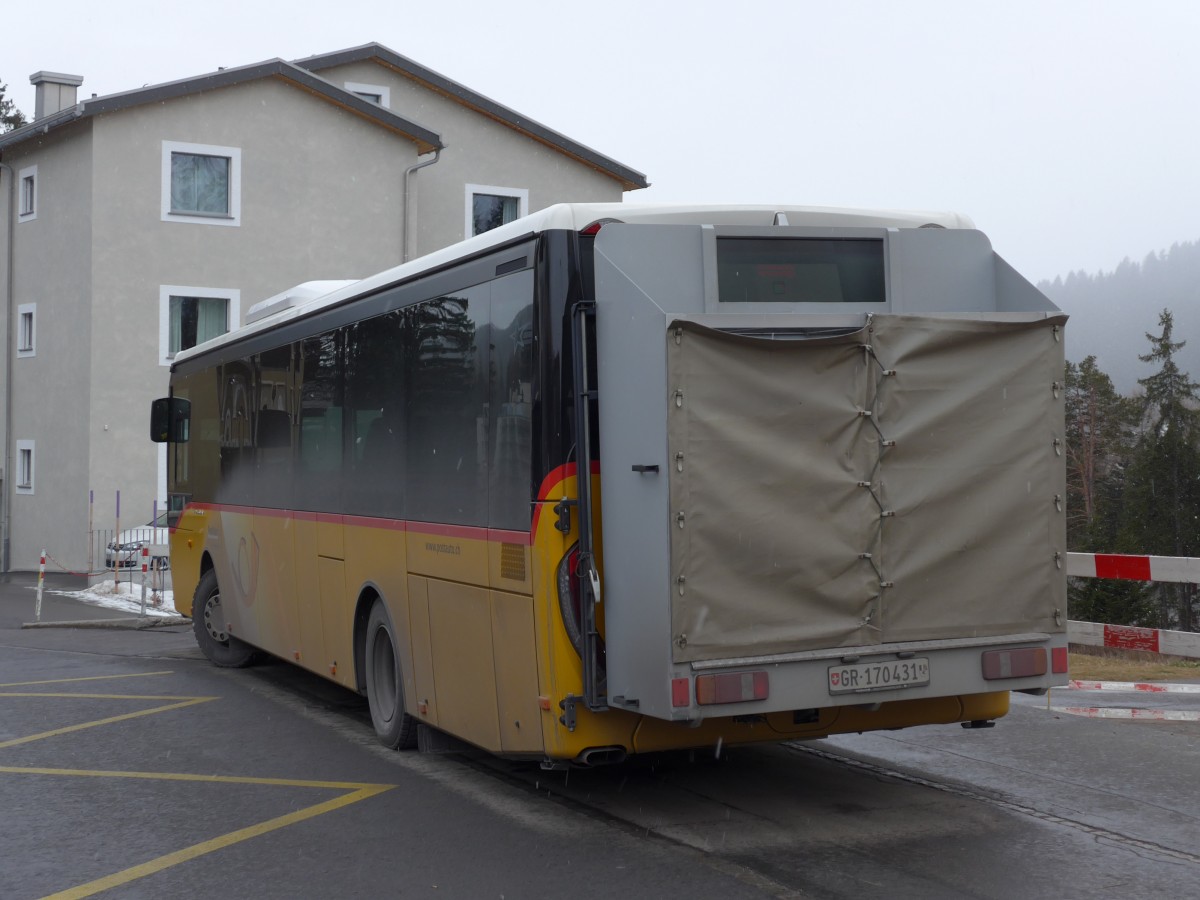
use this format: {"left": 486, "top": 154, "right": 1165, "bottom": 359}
{"left": 716, "top": 237, "right": 885, "bottom": 303}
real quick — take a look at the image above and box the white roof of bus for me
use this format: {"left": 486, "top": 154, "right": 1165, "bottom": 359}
{"left": 174, "top": 203, "right": 975, "bottom": 363}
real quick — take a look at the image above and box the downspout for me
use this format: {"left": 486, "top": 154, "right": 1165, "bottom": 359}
{"left": 0, "top": 160, "right": 14, "bottom": 572}
{"left": 402, "top": 148, "right": 441, "bottom": 263}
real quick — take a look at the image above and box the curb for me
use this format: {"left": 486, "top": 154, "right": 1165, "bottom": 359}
{"left": 1067, "top": 679, "right": 1200, "bottom": 694}
{"left": 22, "top": 616, "right": 190, "bottom": 630}
{"left": 1052, "top": 706, "right": 1200, "bottom": 722}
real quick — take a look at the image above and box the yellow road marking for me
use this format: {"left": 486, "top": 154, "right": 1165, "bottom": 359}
{"left": 10, "top": 768, "right": 393, "bottom": 900}
{"left": 0, "top": 674, "right": 396, "bottom": 898}
{"left": 0, "top": 671, "right": 174, "bottom": 688}
{"left": 0, "top": 697, "right": 215, "bottom": 749}
{"left": 0, "top": 692, "right": 209, "bottom": 700}
{"left": 0, "top": 765, "right": 393, "bottom": 791}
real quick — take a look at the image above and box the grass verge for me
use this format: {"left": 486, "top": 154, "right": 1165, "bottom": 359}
{"left": 1068, "top": 651, "right": 1200, "bottom": 683}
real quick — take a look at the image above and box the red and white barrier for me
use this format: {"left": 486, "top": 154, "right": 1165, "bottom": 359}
{"left": 1068, "top": 621, "right": 1200, "bottom": 659}
{"left": 1066, "top": 552, "right": 1200, "bottom": 660}
{"left": 1067, "top": 551, "right": 1200, "bottom": 583}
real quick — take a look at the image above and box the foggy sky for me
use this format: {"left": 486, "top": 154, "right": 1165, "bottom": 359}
{"left": 6, "top": 0, "right": 1198, "bottom": 286}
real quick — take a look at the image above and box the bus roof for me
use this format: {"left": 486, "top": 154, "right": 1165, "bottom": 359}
{"left": 173, "top": 203, "right": 975, "bottom": 364}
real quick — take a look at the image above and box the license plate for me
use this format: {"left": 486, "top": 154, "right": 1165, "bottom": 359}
{"left": 828, "top": 658, "right": 930, "bottom": 695}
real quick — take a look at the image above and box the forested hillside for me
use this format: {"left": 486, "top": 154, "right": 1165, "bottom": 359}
{"left": 1037, "top": 240, "right": 1200, "bottom": 630}
{"left": 1040, "top": 240, "right": 1200, "bottom": 393}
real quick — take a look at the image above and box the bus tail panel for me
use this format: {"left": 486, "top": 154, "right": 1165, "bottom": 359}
{"left": 594, "top": 221, "right": 1069, "bottom": 724}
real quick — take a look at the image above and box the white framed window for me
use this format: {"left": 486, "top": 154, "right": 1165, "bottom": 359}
{"left": 17, "top": 303, "right": 35, "bottom": 358}
{"left": 344, "top": 81, "right": 390, "bottom": 108}
{"left": 466, "top": 184, "right": 528, "bottom": 237}
{"left": 159, "top": 285, "right": 241, "bottom": 365}
{"left": 16, "top": 440, "right": 34, "bottom": 494}
{"left": 18, "top": 165, "right": 37, "bottom": 221}
{"left": 161, "top": 141, "right": 241, "bottom": 226}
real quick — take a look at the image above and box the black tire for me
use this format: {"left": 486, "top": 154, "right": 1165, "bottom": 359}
{"left": 191, "top": 568, "right": 258, "bottom": 668}
{"left": 365, "top": 600, "right": 417, "bottom": 749}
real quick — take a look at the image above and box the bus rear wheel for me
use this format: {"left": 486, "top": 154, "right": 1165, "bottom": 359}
{"left": 365, "top": 600, "right": 417, "bottom": 749}
{"left": 191, "top": 569, "right": 258, "bottom": 668}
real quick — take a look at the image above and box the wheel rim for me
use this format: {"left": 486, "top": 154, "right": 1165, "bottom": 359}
{"left": 202, "top": 592, "right": 228, "bottom": 643}
{"left": 370, "top": 626, "right": 397, "bottom": 725}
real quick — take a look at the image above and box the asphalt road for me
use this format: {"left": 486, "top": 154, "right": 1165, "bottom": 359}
{"left": 3, "top": 574, "right": 1199, "bottom": 899}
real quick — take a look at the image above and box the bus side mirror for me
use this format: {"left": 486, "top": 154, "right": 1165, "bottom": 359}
{"left": 150, "top": 397, "right": 191, "bottom": 443}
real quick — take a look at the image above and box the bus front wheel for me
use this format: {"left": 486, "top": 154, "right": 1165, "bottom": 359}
{"left": 365, "top": 600, "right": 417, "bottom": 749}
{"left": 191, "top": 569, "right": 258, "bottom": 668}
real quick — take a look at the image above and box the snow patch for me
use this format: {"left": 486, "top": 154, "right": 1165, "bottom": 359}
{"left": 51, "top": 579, "right": 178, "bottom": 618}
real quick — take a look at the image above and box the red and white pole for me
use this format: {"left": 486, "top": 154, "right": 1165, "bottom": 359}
{"left": 140, "top": 545, "right": 149, "bottom": 616}
{"left": 35, "top": 549, "right": 46, "bottom": 622}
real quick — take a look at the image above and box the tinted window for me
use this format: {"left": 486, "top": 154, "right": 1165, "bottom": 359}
{"left": 489, "top": 271, "right": 535, "bottom": 530}
{"left": 406, "top": 287, "right": 489, "bottom": 525}
{"left": 716, "top": 238, "right": 885, "bottom": 303}
{"left": 298, "top": 331, "right": 344, "bottom": 510}
{"left": 253, "top": 345, "right": 296, "bottom": 508}
{"left": 169, "top": 262, "right": 538, "bottom": 533}
{"left": 345, "top": 311, "right": 408, "bottom": 518}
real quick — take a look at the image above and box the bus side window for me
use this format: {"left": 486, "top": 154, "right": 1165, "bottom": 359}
{"left": 405, "top": 289, "right": 489, "bottom": 527}
{"left": 346, "top": 310, "right": 407, "bottom": 519}
{"left": 488, "top": 270, "right": 535, "bottom": 531}
{"left": 253, "top": 344, "right": 296, "bottom": 509}
{"left": 298, "top": 330, "right": 345, "bottom": 511}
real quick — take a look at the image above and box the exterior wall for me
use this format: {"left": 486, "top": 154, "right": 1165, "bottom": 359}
{"left": 2, "top": 125, "right": 95, "bottom": 570}
{"left": 0, "top": 61, "right": 642, "bottom": 571}
{"left": 85, "top": 78, "right": 420, "bottom": 554}
{"left": 316, "top": 61, "right": 628, "bottom": 257}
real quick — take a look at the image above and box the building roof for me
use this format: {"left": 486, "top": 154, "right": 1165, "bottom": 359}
{"left": 293, "top": 43, "right": 649, "bottom": 191}
{"left": 0, "top": 57, "right": 443, "bottom": 154}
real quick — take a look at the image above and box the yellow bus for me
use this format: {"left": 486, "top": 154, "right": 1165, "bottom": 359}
{"left": 152, "top": 203, "right": 1070, "bottom": 765}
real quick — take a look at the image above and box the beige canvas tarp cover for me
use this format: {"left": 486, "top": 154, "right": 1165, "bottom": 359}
{"left": 667, "top": 313, "right": 1068, "bottom": 664}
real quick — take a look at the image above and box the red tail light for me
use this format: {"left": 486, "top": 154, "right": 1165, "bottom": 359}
{"left": 556, "top": 544, "right": 584, "bottom": 655}
{"left": 695, "top": 671, "right": 769, "bottom": 705}
{"left": 981, "top": 648, "right": 1048, "bottom": 680}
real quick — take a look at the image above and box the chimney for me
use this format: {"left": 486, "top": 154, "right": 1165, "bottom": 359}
{"left": 30, "top": 71, "right": 84, "bottom": 119}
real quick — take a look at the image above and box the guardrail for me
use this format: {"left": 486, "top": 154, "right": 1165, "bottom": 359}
{"left": 1067, "top": 551, "right": 1200, "bottom": 661}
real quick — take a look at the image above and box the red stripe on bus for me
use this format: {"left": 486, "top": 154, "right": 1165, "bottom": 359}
{"left": 407, "top": 520, "right": 490, "bottom": 542}
{"left": 187, "top": 504, "right": 528, "bottom": 544}
{"left": 1093, "top": 554, "right": 1152, "bottom": 581}
{"left": 343, "top": 514, "right": 407, "bottom": 532}
{"left": 489, "top": 528, "right": 533, "bottom": 546}
{"left": 531, "top": 461, "right": 601, "bottom": 538}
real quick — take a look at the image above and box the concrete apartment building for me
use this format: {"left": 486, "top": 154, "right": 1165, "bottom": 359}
{"left": 0, "top": 44, "right": 647, "bottom": 572}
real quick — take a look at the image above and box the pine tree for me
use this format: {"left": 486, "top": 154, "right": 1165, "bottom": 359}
{"left": 1064, "top": 356, "right": 1149, "bottom": 624}
{"left": 0, "top": 80, "right": 27, "bottom": 133}
{"left": 1118, "top": 309, "right": 1200, "bottom": 629}
{"left": 1063, "top": 356, "right": 1137, "bottom": 547}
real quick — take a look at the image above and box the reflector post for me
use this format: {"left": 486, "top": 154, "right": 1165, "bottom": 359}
{"left": 981, "top": 648, "right": 1048, "bottom": 680}
{"left": 695, "top": 671, "right": 769, "bottom": 705}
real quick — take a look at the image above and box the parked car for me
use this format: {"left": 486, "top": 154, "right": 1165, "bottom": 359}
{"left": 106, "top": 513, "right": 170, "bottom": 569}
